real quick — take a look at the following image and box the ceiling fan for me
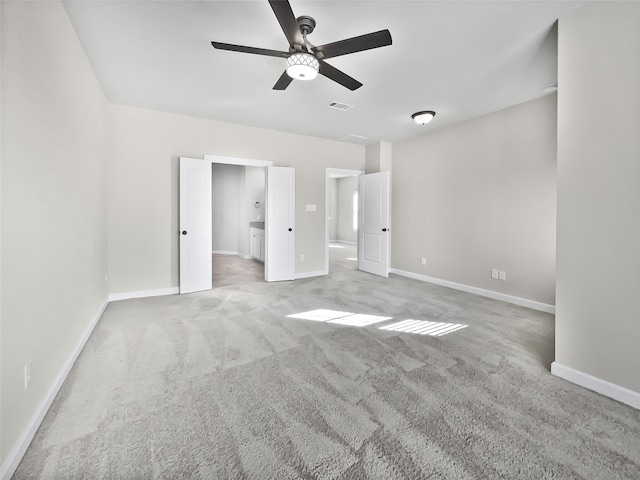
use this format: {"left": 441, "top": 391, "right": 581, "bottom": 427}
{"left": 211, "top": 0, "right": 392, "bottom": 91}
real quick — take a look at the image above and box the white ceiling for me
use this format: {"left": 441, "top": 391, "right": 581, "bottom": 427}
{"left": 62, "top": 0, "right": 588, "bottom": 145}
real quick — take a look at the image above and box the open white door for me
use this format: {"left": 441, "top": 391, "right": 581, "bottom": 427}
{"left": 266, "top": 166, "right": 295, "bottom": 281}
{"left": 179, "top": 157, "right": 212, "bottom": 294}
{"left": 358, "top": 171, "right": 390, "bottom": 277}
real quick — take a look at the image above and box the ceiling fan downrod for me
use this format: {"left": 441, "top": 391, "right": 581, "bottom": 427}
{"left": 296, "top": 15, "right": 316, "bottom": 52}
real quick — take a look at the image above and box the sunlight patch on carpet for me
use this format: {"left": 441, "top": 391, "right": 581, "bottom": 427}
{"left": 329, "top": 313, "right": 392, "bottom": 326}
{"left": 287, "top": 309, "right": 391, "bottom": 326}
{"left": 379, "top": 319, "right": 467, "bottom": 336}
{"left": 287, "top": 309, "right": 354, "bottom": 322}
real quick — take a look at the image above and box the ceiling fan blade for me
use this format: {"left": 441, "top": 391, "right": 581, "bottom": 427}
{"left": 273, "top": 71, "right": 294, "bottom": 90}
{"left": 313, "top": 29, "right": 392, "bottom": 60}
{"left": 268, "top": 0, "right": 304, "bottom": 48}
{"left": 318, "top": 61, "right": 362, "bottom": 91}
{"left": 211, "top": 41, "right": 289, "bottom": 58}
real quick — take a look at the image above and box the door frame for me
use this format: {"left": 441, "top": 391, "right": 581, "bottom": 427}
{"left": 324, "top": 168, "right": 365, "bottom": 274}
{"left": 204, "top": 154, "right": 273, "bottom": 281}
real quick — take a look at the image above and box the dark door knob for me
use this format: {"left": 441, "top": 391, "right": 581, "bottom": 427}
{"left": 288, "top": 228, "right": 293, "bottom": 232}
{"left": 182, "top": 231, "right": 187, "bottom": 235}
{"left": 382, "top": 228, "right": 388, "bottom": 232}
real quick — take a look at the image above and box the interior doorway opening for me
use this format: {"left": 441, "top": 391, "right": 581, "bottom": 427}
{"left": 205, "top": 155, "right": 273, "bottom": 289}
{"left": 180, "top": 155, "right": 295, "bottom": 293}
{"left": 211, "top": 163, "right": 266, "bottom": 287}
{"left": 325, "top": 168, "right": 364, "bottom": 274}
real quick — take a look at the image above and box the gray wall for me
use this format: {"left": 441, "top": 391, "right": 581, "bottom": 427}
{"left": 106, "top": 102, "right": 364, "bottom": 295}
{"left": 336, "top": 176, "right": 359, "bottom": 244}
{"left": 392, "top": 94, "right": 558, "bottom": 306}
{"left": 1, "top": 1, "right": 109, "bottom": 466}
{"left": 556, "top": 1, "right": 640, "bottom": 393}
{"left": 212, "top": 164, "right": 242, "bottom": 253}
{"left": 108, "top": 106, "right": 304, "bottom": 293}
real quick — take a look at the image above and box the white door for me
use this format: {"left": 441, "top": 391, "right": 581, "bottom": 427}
{"left": 179, "top": 157, "right": 212, "bottom": 293}
{"left": 266, "top": 166, "right": 295, "bottom": 281}
{"left": 358, "top": 171, "right": 390, "bottom": 277}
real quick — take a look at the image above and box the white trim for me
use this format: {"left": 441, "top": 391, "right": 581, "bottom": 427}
{"left": 333, "top": 240, "right": 356, "bottom": 246}
{"left": 108, "top": 287, "right": 179, "bottom": 302}
{"left": 295, "top": 270, "right": 327, "bottom": 280}
{"left": 212, "top": 250, "right": 238, "bottom": 256}
{"left": 204, "top": 154, "right": 273, "bottom": 167}
{"left": 0, "top": 297, "right": 109, "bottom": 480}
{"left": 551, "top": 362, "right": 640, "bottom": 410}
{"left": 390, "top": 268, "right": 556, "bottom": 314}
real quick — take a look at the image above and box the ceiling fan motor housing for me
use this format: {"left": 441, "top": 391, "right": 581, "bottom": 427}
{"left": 296, "top": 16, "right": 316, "bottom": 36}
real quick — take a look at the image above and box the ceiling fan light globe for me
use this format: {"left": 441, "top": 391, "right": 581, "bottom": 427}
{"left": 286, "top": 53, "right": 319, "bottom": 81}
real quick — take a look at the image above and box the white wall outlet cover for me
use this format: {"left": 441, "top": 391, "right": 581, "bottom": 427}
{"left": 305, "top": 204, "right": 317, "bottom": 212}
{"left": 491, "top": 269, "right": 499, "bottom": 279}
{"left": 499, "top": 270, "right": 506, "bottom": 281}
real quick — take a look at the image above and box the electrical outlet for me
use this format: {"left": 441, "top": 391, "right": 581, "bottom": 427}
{"left": 491, "top": 269, "right": 499, "bottom": 279}
{"left": 104, "top": 273, "right": 108, "bottom": 284}
{"left": 257, "top": 214, "right": 261, "bottom": 220}
{"left": 421, "top": 257, "right": 427, "bottom": 265}
{"left": 499, "top": 270, "right": 506, "bottom": 281}
{"left": 24, "top": 361, "right": 32, "bottom": 389}
{"left": 300, "top": 254, "right": 305, "bottom": 261}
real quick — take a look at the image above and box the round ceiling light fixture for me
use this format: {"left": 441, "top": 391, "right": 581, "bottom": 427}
{"left": 286, "top": 52, "right": 319, "bottom": 81}
{"left": 412, "top": 111, "right": 436, "bottom": 125}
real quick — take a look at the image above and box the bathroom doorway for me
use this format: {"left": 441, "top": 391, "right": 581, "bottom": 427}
{"left": 211, "top": 163, "right": 266, "bottom": 287}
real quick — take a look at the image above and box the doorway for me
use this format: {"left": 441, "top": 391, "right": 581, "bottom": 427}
{"left": 211, "top": 163, "right": 266, "bottom": 287}
{"left": 325, "top": 168, "right": 364, "bottom": 274}
{"left": 180, "top": 156, "right": 296, "bottom": 293}
{"left": 205, "top": 155, "right": 296, "bottom": 284}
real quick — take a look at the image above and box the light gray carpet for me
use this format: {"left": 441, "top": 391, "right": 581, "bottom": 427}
{"left": 13, "top": 245, "right": 640, "bottom": 479}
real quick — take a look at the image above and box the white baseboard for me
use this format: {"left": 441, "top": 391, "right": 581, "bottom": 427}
{"left": 212, "top": 250, "right": 238, "bottom": 255}
{"left": 295, "top": 270, "right": 327, "bottom": 280}
{"left": 108, "top": 287, "right": 179, "bottom": 302}
{"left": 0, "top": 297, "right": 109, "bottom": 480}
{"left": 390, "top": 268, "right": 555, "bottom": 314}
{"left": 551, "top": 362, "right": 640, "bottom": 410}
{"left": 332, "top": 240, "right": 356, "bottom": 246}
{"left": 212, "top": 251, "right": 252, "bottom": 259}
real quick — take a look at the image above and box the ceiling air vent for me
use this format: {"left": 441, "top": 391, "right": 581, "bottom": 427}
{"left": 327, "top": 101, "right": 354, "bottom": 111}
